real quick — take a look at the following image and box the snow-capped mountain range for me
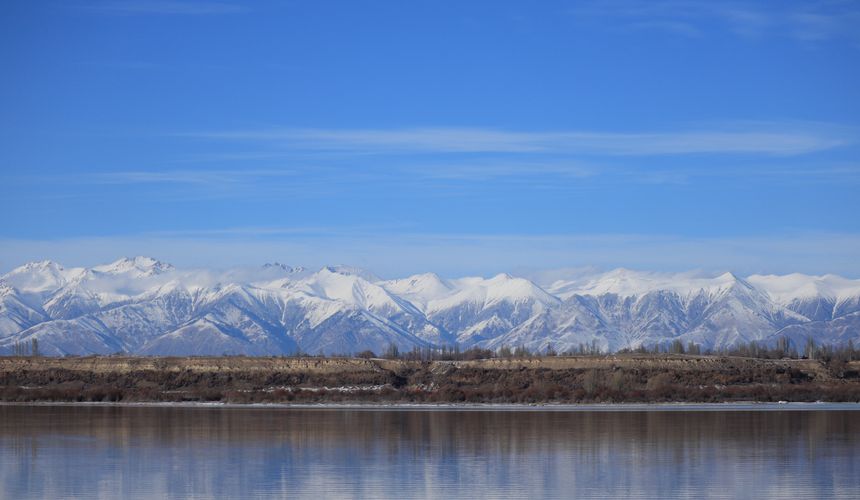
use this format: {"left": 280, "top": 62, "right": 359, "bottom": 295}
{"left": 1, "top": 257, "right": 858, "bottom": 356}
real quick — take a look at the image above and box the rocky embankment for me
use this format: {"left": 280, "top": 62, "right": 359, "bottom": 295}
{"left": 1, "top": 355, "right": 858, "bottom": 404}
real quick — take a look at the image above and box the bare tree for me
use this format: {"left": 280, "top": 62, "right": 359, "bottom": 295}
{"left": 384, "top": 343, "right": 400, "bottom": 359}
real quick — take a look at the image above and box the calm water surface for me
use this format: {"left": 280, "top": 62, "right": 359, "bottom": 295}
{"left": 1, "top": 405, "right": 858, "bottom": 499}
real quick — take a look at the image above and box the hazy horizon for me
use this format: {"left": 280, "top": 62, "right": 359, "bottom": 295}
{"left": 4, "top": 254, "right": 860, "bottom": 282}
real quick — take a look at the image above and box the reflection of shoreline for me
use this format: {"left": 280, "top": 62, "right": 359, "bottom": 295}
{"left": 2, "top": 404, "right": 857, "bottom": 450}
{"left": 3, "top": 401, "right": 860, "bottom": 411}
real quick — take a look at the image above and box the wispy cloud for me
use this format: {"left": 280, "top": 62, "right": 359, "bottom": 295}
{"left": 74, "top": 60, "right": 161, "bottom": 70}
{"left": 75, "top": 168, "right": 321, "bottom": 201}
{"left": 88, "top": 169, "right": 297, "bottom": 186}
{"left": 7, "top": 158, "right": 857, "bottom": 205}
{"left": 570, "top": 1, "right": 860, "bottom": 44}
{"left": 789, "top": 10, "right": 860, "bottom": 42}
{"left": 401, "top": 160, "right": 597, "bottom": 181}
{"left": 187, "top": 124, "right": 852, "bottom": 156}
{"left": 59, "top": 163, "right": 597, "bottom": 200}
{"left": 80, "top": 1, "right": 245, "bottom": 15}
{"left": 627, "top": 163, "right": 860, "bottom": 185}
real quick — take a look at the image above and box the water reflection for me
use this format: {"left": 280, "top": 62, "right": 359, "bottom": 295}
{"left": 1, "top": 406, "right": 858, "bottom": 499}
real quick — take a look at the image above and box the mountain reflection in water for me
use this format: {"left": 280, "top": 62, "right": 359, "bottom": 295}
{"left": 1, "top": 405, "right": 858, "bottom": 499}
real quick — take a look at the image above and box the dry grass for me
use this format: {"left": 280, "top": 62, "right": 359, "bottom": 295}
{"left": 1, "top": 354, "right": 858, "bottom": 404}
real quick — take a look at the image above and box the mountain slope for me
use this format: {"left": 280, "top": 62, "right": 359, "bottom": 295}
{"left": 0, "top": 259, "right": 858, "bottom": 355}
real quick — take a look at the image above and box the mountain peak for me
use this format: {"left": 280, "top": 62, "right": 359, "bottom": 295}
{"left": 93, "top": 256, "right": 174, "bottom": 277}
{"left": 319, "top": 265, "right": 379, "bottom": 282}
{"left": 713, "top": 272, "right": 759, "bottom": 293}
{"left": 605, "top": 267, "right": 636, "bottom": 276}
{"left": 262, "top": 262, "right": 305, "bottom": 273}
{"left": 15, "top": 260, "right": 64, "bottom": 273}
{"left": 380, "top": 273, "right": 453, "bottom": 306}
{"left": 2, "top": 260, "right": 74, "bottom": 293}
{"left": 715, "top": 271, "right": 739, "bottom": 281}
{"left": 747, "top": 272, "right": 860, "bottom": 302}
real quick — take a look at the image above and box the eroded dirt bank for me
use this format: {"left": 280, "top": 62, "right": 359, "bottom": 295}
{"left": 1, "top": 355, "right": 858, "bottom": 404}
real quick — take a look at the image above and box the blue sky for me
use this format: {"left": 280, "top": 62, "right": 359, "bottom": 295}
{"left": 1, "top": 0, "right": 859, "bottom": 277}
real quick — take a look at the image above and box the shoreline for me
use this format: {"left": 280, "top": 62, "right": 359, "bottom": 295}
{"left": 3, "top": 400, "right": 860, "bottom": 411}
{"left": 4, "top": 354, "right": 859, "bottom": 405}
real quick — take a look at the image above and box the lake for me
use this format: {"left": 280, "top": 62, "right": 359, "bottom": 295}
{"left": 1, "top": 404, "right": 858, "bottom": 499}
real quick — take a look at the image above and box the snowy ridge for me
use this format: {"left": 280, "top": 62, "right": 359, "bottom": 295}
{"left": 747, "top": 273, "right": 860, "bottom": 303}
{"left": 0, "top": 258, "right": 858, "bottom": 356}
{"left": 92, "top": 256, "right": 174, "bottom": 277}
{"left": 546, "top": 268, "right": 751, "bottom": 299}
